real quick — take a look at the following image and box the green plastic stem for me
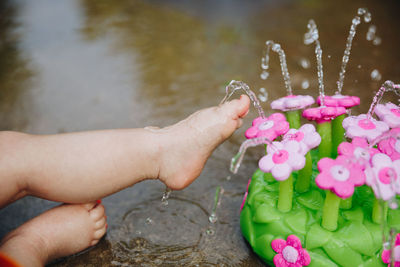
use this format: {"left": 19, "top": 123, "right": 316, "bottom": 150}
{"left": 322, "top": 190, "right": 341, "bottom": 231}
{"left": 372, "top": 198, "right": 388, "bottom": 224}
{"left": 317, "top": 121, "right": 332, "bottom": 159}
{"left": 295, "top": 151, "right": 312, "bottom": 193}
{"left": 340, "top": 196, "right": 352, "bottom": 209}
{"left": 285, "top": 110, "right": 301, "bottom": 129}
{"left": 332, "top": 114, "right": 346, "bottom": 158}
{"left": 277, "top": 174, "right": 293, "bottom": 213}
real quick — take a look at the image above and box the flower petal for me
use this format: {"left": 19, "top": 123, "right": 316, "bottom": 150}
{"left": 298, "top": 249, "right": 311, "bottom": 266}
{"left": 337, "top": 142, "right": 354, "bottom": 156}
{"left": 272, "top": 163, "right": 292, "bottom": 181}
{"left": 259, "top": 154, "right": 274, "bottom": 173}
{"left": 286, "top": 235, "right": 302, "bottom": 249}
{"left": 274, "top": 254, "right": 289, "bottom": 267}
{"left": 333, "top": 181, "right": 355, "bottom": 198}
{"left": 271, "top": 239, "right": 287, "bottom": 253}
{"left": 315, "top": 172, "right": 334, "bottom": 190}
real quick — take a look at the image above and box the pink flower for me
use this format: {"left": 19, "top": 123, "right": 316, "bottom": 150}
{"left": 378, "top": 128, "right": 400, "bottom": 161}
{"left": 365, "top": 153, "right": 400, "bottom": 201}
{"left": 245, "top": 113, "right": 289, "bottom": 140}
{"left": 317, "top": 94, "right": 360, "bottom": 108}
{"left": 343, "top": 114, "right": 389, "bottom": 142}
{"left": 240, "top": 178, "right": 252, "bottom": 211}
{"left": 271, "top": 235, "right": 311, "bottom": 267}
{"left": 315, "top": 156, "right": 366, "bottom": 199}
{"left": 283, "top": 124, "right": 321, "bottom": 155}
{"left": 382, "top": 233, "right": 400, "bottom": 267}
{"left": 338, "top": 137, "right": 379, "bottom": 168}
{"left": 259, "top": 141, "right": 305, "bottom": 181}
{"left": 302, "top": 106, "right": 346, "bottom": 124}
{"left": 271, "top": 95, "right": 315, "bottom": 111}
{"left": 375, "top": 102, "right": 400, "bottom": 128}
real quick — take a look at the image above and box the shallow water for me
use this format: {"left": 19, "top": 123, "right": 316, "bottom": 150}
{"left": 0, "top": 0, "right": 400, "bottom": 266}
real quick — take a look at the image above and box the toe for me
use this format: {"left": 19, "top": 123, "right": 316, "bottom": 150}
{"left": 221, "top": 95, "right": 250, "bottom": 120}
{"left": 94, "top": 216, "right": 106, "bottom": 229}
{"left": 89, "top": 204, "right": 105, "bottom": 221}
{"left": 93, "top": 226, "right": 106, "bottom": 240}
{"left": 81, "top": 202, "right": 97, "bottom": 211}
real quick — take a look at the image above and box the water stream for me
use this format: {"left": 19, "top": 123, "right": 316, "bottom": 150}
{"left": 304, "top": 19, "right": 326, "bottom": 106}
{"left": 336, "top": 8, "right": 372, "bottom": 95}
{"left": 261, "top": 40, "right": 293, "bottom": 95}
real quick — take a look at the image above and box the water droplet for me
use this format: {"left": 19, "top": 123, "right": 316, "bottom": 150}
{"left": 364, "top": 13, "right": 372, "bottom": 23}
{"left": 373, "top": 36, "right": 382, "bottom": 46}
{"left": 352, "top": 17, "right": 361, "bottom": 25}
{"left": 272, "top": 43, "right": 281, "bottom": 52}
{"left": 327, "top": 55, "right": 331, "bottom": 59}
{"left": 259, "top": 87, "right": 266, "bottom": 93}
{"left": 258, "top": 94, "right": 267, "bottom": 102}
{"left": 299, "top": 58, "right": 311, "bottom": 69}
{"left": 301, "top": 79, "right": 310, "bottom": 89}
{"left": 260, "top": 70, "right": 269, "bottom": 80}
{"left": 226, "top": 175, "right": 231, "bottom": 181}
{"left": 136, "top": 230, "right": 142, "bottom": 235}
{"left": 371, "top": 69, "right": 382, "bottom": 81}
{"left": 206, "top": 228, "right": 215, "bottom": 235}
{"left": 161, "top": 187, "right": 172, "bottom": 206}
{"left": 209, "top": 213, "right": 218, "bottom": 223}
{"left": 366, "top": 25, "right": 376, "bottom": 41}
{"left": 145, "top": 217, "right": 153, "bottom": 225}
{"left": 357, "top": 65, "right": 362, "bottom": 69}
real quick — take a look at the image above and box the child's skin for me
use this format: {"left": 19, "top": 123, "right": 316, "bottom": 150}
{"left": 0, "top": 95, "right": 250, "bottom": 267}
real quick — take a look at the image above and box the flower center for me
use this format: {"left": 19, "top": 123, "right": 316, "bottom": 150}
{"left": 258, "top": 120, "right": 274, "bottom": 130}
{"left": 391, "top": 108, "right": 400, "bottom": 118}
{"left": 358, "top": 119, "right": 376, "bottom": 130}
{"left": 353, "top": 147, "right": 370, "bottom": 161}
{"left": 272, "top": 150, "right": 289, "bottom": 164}
{"left": 332, "top": 94, "right": 345, "bottom": 99}
{"left": 378, "top": 167, "right": 397, "bottom": 185}
{"left": 282, "top": 246, "right": 299, "bottom": 263}
{"left": 330, "top": 165, "right": 350, "bottom": 181}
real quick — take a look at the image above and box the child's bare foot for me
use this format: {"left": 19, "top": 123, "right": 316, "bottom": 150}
{"left": 0, "top": 202, "right": 106, "bottom": 267}
{"left": 157, "top": 95, "right": 250, "bottom": 189}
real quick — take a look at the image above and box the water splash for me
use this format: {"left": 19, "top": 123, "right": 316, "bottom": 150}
{"left": 209, "top": 186, "right": 224, "bottom": 224}
{"left": 304, "top": 19, "right": 326, "bottom": 106}
{"left": 220, "top": 80, "right": 266, "bottom": 119}
{"left": 366, "top": 25, "right": 376, "bottom": 41}
{"left": 367, "top": 80, "right": 400, "bottom": 119}
{"left": 336, "top": 8, "right": 372, "bottom": 95}
{"left": 161, "top": 186, "right": 172, "bottom": 206}
{"left": 261, "top": 40, "right": 293, "bottom": 96}
{"left": 230, "top": 137, "right": 276, "bottom": 174}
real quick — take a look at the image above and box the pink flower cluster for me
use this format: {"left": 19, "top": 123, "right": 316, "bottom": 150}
{"left": 375, "top": 102, "right": 400, "bottom": 128}
{"left": 302, "top": 106, "right": 346, "bottom": 124}
{"left": 317, "top": 94, "right": 360, "bottom": 108}
{"left": 382, "top": 233, "right": 400, "bottom": 267}
{"left": 283, "top": 124, "right": 321, "bottom": 155}
{"left": 343, "top": 114, "right": 389, "bottom": 142}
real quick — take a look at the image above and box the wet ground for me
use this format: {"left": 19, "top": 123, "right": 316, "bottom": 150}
{"left": 1, "top": 0, "right": 400, "bottom": 266}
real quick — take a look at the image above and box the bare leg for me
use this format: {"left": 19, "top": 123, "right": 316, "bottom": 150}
{"left": 0, "top": 202, "right": 106, "bottom": 267}
{"left": 0, "top": 95, "right": 250, "bottom": 205}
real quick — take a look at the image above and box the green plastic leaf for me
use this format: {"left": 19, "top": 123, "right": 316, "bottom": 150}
{"left": 306, "top": 223, "right": 332, "bottom": 250}
{"left": 297, "top": 190, "right": 324, "bottom": 210}
{"left": 263, "top": 172, "right": 276, "bottom": 183}
{"left": 253, "top": 234, "right": 276, "bottom": 262}
{"left": 240, "top": 205, "right": 255, "bottom": 246}
{"left": 342, "top": 207, "right": 364, "bottom": 222}
{"left": 284, "top": 208, "right": 308, "bottom": 235}
{"left": 249, "top": 192, "right": 276, "bottom": 210}
{"left": 308, "top": 250, "right": 338, "bottom": 267}
{"left": 334, "top": 222, "right": 374, "bottom": 256}
{"left": 323, "top": 237, "right": 363, "bottom": 267}
{"left": 363, "top": 220, "right": 384, "bottom": 253}
{"left": 388, "top": 208, "right": 400, "bottom": 229}
{"left": 253, "top": 203, "right": 281, "bottom": 223}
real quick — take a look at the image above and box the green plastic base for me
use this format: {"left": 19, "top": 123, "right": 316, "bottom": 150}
{"left": 240, "top": 151, "right": 400, "bottom": 267}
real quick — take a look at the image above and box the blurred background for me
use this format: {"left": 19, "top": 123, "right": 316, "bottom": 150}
{"left": 0, "top": 0, "right": 400, "bottom": 266}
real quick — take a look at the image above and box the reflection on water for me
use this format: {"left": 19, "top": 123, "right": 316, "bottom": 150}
{"left": 0, "top": 0, "right": 399, "bottom": 266}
